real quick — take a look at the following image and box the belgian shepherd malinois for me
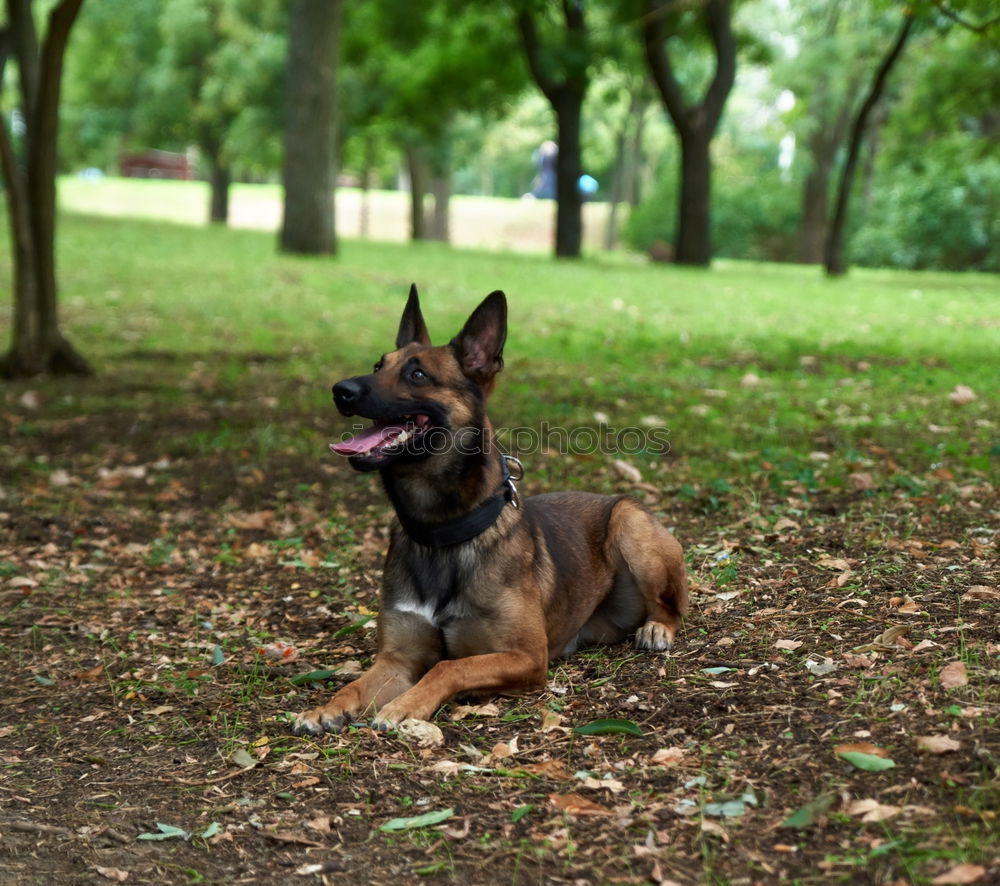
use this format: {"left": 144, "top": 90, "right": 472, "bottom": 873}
{"left": 293, "top": 286, "right": 688, "bottom": 735}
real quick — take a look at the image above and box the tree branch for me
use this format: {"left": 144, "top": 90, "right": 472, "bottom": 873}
{"left": 8, "top": 0, "right": 40, "bottom": 120}
{"left": 932, "top": 1, "right": 1000, "bottom": 37}
{"left": 642, "top": 0, "right": 690, "bottom": 131}
{"left": 703, "top": 0, "right": 736, "bottom": 135}
{"left": 516, "top": 9, "right": 561, "bottom": 104}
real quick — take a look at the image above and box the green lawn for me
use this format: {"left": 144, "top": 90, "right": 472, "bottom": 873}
{"left": 17, "top": 207, "right": 1000, "bottom": 490}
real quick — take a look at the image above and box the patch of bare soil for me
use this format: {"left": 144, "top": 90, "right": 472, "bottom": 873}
{"left": 1, "top": 382, "right": 998, "bottom": 886}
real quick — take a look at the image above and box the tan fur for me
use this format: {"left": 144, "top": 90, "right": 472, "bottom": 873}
{"left": 293, "top": 289, "right": 688, "bottom": 735}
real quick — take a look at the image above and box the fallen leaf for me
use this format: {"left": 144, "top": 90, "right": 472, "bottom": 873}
{"left": 650, "top": 747, "right": 686, "bottom": 766}
{"left": 962, "top": 586, "right": 1000, "bottom": 602}
{"left": 548, "top": 793, "right": 613, "bottom": 816}
{"left": 511, "top": 759, "right": 572, "bottom": 780}
{"left": 778, "top": 793, "right": 836, "bottom": 829}
{"left": 847, "top": 798, "right": 901, "bottom": 822}
{"left": 699, "top": 819, "right": 729, "bottom": 841}
{"left": 573, "top": 718, "right": 642, "bottom": 736}
{"left": 848, "top": 472, "right": 875, "bottom": 490}
{"left": 379, "top": 808, "right": 454, "bottom": 832}
{"left": 540, "top": 710, "right": 564, "bottom": 732}
{"left": 931, "top": 863, "right": 987, "bottom": 884}
{"left": 95, "top": 867, "right": 129, "bottom": 882}
{"left": 450, "top": 702, "right": 500, "bottom": 721}
{"left": 305, "top": 815, "right": 332, "bottom": 833}
{"left": 805, "top": 657, "right": 837, "bottom": 676}
{"left": 775, "top": 639, "right": 803, "bottom": 651}
{"left": 611, "top": 460, "right": 642, "bottom": 484}
{"left": 916, "top": 735, "right": 961, "bottom": 754}
{"left": 939, "top": 661, "right": 969, "bottom": 690}
{"left": 834, "top": 742, "right": 890, "bottom": 758}
{"left": 396, "top": 719, "right": 444, "bottom": 748}
{"left": 947, "top": 385, "right": 977, "bottom": 405}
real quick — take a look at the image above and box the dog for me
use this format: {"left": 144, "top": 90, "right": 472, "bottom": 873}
{"left": 293, "top": 286, "right": 688, "bottom": 735}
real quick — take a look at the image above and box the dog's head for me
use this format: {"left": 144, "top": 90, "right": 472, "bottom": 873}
{"left": 330, "top": 285, "right": 507, "bottom": 472}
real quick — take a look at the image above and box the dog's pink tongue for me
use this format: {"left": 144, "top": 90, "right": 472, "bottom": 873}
{"left": 330, "top": 424, "right": 404, "bottom": 455}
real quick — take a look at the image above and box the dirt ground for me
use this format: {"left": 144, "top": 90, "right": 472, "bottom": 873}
{"left": 1, "top": 375, "right": 998, "bottom": 886}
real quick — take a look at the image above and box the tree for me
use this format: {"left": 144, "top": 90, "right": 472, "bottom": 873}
{"left": 143, "top": 0, "right": 286, "bottom": 225}
{"left": 516, "top": 0, "right": 592, "bottom": 259}
{"left": 642, "top": 0, "right": 736, "bottom": 267}
{"left": 1, "top": 0, "right": 90, "bottom": 377}
{"left": 823, "top": 9, "right": 915, "bottom": 276}
{"left": 340, "top": 0, "right": 525, "bottom": 244}
{"left": 279, "top": 0, "right": 341, "bottom": 255}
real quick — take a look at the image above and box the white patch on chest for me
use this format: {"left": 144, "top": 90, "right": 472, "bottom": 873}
{"left": 391, "top": 597, "right": 440, "bottom": 626}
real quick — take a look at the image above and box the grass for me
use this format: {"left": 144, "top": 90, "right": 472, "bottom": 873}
{"left": 1, "top": 195, "right": 999, "bottom": 885}
{"left": 6, "top": 205, "right": 999, "bottom": 492}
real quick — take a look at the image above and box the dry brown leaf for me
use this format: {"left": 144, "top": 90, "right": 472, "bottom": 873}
{"left": 396, "top": 719, "right": 444, "bottom": 748}
{"left": 775, "top": 639, "right": 804, "bottom": 651}
{"left": 962, "top": 586, "right": 1000, "bottom": 602}
{"left": 512, "top": 759, "right": 572, "bottom": 781}
{"left": 834, "top": 742, "right": 890, "bottom": 758}
{"left": 611, "top": 460, "right": 643, "bottom": 484}
{"left": 95, "top": 868, "right": 129, "bottom": 883}
{"left": 548, "top": 793, "right": 613, "bottom": 816}
{"left": 540, "top": 710, "right": 564, "bottom": 732}
{"left": 947, "top": 385, "right": 977, "bottom": 405}
{"left": 699, "top": 820, "right": 729, "bottom": 842}
{"left": 847, "top": 799, "right": 902, "bottom": 822}
{"left": 939, "top": 661, "right": 969, "bottom": 690}
{"left": 773, "top": 517, "right": 799, "bottom": 532}
{"left": 227, "top": 510, "right": 275, "bottom": 530}
{"left": 932, "top": 863, "right": 987, "bottom": 885}
{"left": 916, "top": 735, "right": 961, "bottom": 755}
{"left": 291, "top": 776, "right": 320, "bottom": 788}
{"left": 848, "top": 472, "right": 875, "bottom": 490}
{"left": 817, "top": 556, "right": 851, "bottom": 571}
{"left": 650, "top": 747, "right": 686, "bottom": 766}
{"left": 305, "top": 815, "right": 332, "bottom": 834}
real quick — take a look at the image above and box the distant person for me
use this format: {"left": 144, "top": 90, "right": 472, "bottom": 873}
{"left": 578, "top": 174, "right": 598, "bottom": 200}
{"left": 530, "top": 140, "right": 558, "bottom": 200}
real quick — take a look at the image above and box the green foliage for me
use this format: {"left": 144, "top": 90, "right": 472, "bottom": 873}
{"left": 624, "top": 144, "right": 800, "bottom": 262}
{"left": 851, "top": 139, "right": 1000, "bottom": 271}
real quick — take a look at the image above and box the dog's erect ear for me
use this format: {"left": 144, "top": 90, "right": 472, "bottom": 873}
{"left": 451, "top": 290, "right": 507, "bottom": 386}
{"left": 396, "top": 284, "right": 432, "bottom": 348}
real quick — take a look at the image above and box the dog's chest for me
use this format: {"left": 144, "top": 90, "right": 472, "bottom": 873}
{"left": 383, "top": 543, "right": 480, "bottom": 629}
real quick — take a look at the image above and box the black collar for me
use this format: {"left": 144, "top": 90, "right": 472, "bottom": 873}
{"left": 395, "top": 456, "right": 521, "bottom": 548}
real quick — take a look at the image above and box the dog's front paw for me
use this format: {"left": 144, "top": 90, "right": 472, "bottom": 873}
{"left": 292, "top": 705, "right": 351, "bottom": 736}
{"left": 635, "top": 620, "right": 676, "bottom": 652}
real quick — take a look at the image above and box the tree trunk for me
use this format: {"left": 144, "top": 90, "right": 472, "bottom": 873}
{"left": 515, "top": 6, "right": 589, "bottom": 260}
{"left": 405, "top": 143, "right": 428, "bottom": 241}
{"left": 279, "top": 0, "right": 341, "bottom": 255}
{"left": 675, "top": 129, "right": 713, "bottom": 266}
{"left": 1, "top": 0, "right": 90, "bottom": 378}
{"left": 208, "top": 153, "right": 231, "bottom": 224}
{"left": 553, "top": 96, "right": 584, "bottom": 258}
{"left": 643, "top": 0, "right": 736, "bottom": 268}
{"left": 359, "top": 132, "right": 375, "bottom": 239}
{"left": 429, "top": 174, "right": 450, "bottom": 243}
{"left": 604, "top": 125, "right": 627, "bottom": 250}
{"left": 825, "top": 13, "right": 914, "bottom": 277}
{"left": 798, "top": 161, "right": 830, "bottom": 265}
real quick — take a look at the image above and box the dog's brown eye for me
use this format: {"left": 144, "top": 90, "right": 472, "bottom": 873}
{"left": 410, "top": 369, "right": 427, "bottom": 382}
{"left": 373, "top": 360, "right": 383, "bottom": 373}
